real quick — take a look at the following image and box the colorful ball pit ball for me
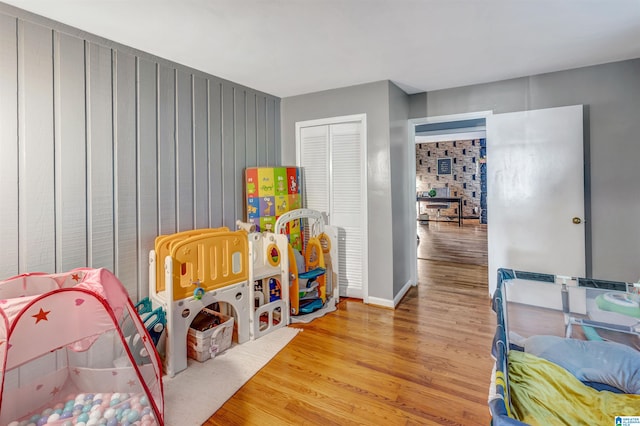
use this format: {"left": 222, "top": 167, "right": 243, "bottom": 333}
{"left": 11, "top": 392, "right": 156, "bottom": 426}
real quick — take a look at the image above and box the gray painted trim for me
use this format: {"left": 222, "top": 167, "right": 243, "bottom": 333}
{"left": 114, "top": 49, "right": 138, "bottom": 292}
{"left": 136, "top": 57, "right": 158, "bottom": 298}
{"left": 55, "top": 32, "right": 87, "bottom": 272}
{"left": 0, "top": 13, "right": 19, "bottom": 279}
{"left": 18, "top": 20, "right": 56, "bottom": 273}
{"left": 176, "top": 69, "right": 194, "bottom": 231}
{"left": 158, "top": 64, "right": 177, "bottom": 235}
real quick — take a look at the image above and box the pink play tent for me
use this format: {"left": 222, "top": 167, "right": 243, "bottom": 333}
{"left": 0, "top": 268, "right": 164, "bottom": 426}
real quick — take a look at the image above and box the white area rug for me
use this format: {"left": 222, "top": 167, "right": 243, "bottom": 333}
{"left": 162, "top": 326, "right": 302, "bottom": 426}
{"left": 289, "top": 299, "right": 337, "bottom": 324}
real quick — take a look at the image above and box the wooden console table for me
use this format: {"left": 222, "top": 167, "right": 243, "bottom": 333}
{"left": 416, "top": 197, "right": 463, "bottom": 227}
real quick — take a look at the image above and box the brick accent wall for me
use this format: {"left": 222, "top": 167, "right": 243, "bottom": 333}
{"left": 416, "top": 139, "right": 483, "bottom": 219}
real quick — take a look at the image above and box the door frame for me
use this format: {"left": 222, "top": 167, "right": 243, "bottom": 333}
{"left": 295, "top": 113, "right": 369, "bottom": 302}
{"left": 407, "top": 111, "right": 493, "bottom": 287}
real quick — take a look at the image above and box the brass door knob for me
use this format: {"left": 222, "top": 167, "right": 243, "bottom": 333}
{"left": 572, "top": 217, "right": 582, "bottom": 224}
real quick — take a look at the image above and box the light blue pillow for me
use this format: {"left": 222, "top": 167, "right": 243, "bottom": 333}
{"left": 523, "top": 335, "right": 640, "bottom": 394}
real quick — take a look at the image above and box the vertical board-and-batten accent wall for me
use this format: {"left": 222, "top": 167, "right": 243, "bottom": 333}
{"left": 0, "top": 10, "right": 281, "bottom": 299}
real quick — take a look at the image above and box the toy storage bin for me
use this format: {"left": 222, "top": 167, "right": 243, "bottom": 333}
{"left": 187, "top": 308, "right": 234, "bottom": 362}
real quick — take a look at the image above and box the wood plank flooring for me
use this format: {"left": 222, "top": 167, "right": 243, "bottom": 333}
{"left": 418, "top": 218, "right": 487, "bottom": 266}
{"left": 204, "top": 221, "right": 493, "bottom": 425}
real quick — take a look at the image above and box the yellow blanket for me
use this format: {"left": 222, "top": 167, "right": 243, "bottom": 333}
{"left": 509, "top": 350, "right": 640, "bottom": 425}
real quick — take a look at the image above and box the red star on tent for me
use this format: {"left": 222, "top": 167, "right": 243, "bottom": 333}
{"left": 71, "top": 273, "right": 80, "bottom": 281}
{"left": 50, "top": 386, "right": 60, "bottom": 396}
{"left": 33, "top": 308, "right": 51, "bottom": 324}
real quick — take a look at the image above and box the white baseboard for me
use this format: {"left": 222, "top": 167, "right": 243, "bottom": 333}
{"left": 366, "top": 296, "right": 394, "bottom": 308}
{"left": 365, "top": 279, "right": 415, "bottom": 309}
{"left": 393, "top": 279, "right": 414, "bottom": 307}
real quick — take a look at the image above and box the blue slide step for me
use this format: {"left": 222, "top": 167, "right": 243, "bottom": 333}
{"left": 299, "top": 298, "right": 324, "bottom": 314}
{"left": 299, "top": 267, "right": 326, "bottom": 280}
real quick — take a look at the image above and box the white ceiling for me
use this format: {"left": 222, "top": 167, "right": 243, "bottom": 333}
{"left": 4, "top": 0, "right": 640, "bottom": 98}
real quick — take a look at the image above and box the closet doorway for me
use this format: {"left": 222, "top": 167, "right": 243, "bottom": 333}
{"left": 295, "top": 114, "right": 368, "bottom": 301}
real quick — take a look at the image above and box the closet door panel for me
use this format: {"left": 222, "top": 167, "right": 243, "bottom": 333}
{"left": 298, "top": 125, "right": 329, "bottom": 214}
{"left": 330, "top": 122, "right": 365, "bottom": 297}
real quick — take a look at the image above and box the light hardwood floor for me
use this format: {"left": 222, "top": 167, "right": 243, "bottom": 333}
{"left": 205, "top": 221, "right": 493, "bottom": 425}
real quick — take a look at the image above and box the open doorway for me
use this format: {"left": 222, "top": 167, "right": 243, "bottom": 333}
{"left": 408, "top": 112, "right": 492, "bottom": 277}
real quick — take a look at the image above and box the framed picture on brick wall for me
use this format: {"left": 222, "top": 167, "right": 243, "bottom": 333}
{"left": 437, "top": 157, "right": 452, "bottom": 175}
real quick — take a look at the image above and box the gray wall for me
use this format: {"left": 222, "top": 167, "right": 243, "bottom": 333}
{"left": 0, "top": 5, "right": 280, "bottom": 298}
{"left": 413, "top": 59, "right": 640, "bottom": 282}
{"left": 281, "top": 81, "right": 396, "bottom": 301}
{"left": 388, "top": 83, "right": 412, "bottom": 296}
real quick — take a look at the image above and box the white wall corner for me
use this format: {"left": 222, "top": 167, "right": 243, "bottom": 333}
{"left": 365, "top": 279, "right": 414, "bottom": 309}
{"left": 393, "top": 279, "right": 414, "bottom": 308}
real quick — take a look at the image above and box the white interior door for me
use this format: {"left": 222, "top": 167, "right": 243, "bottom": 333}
{"left": 297, "top": 115, "right": 368, "bottom": 300}
{"left": 486, "top": 105, "right": 585, "bottom": 296}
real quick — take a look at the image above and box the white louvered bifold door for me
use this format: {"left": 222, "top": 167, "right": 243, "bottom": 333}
{"left": 299, "top": 125, "right": 329, "bottom": 214}
{"left": 297, "top": 118, "right": 366, "bottom": 299}
{"left": 329, "top": 122, "right": 364, "bottom": 298}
